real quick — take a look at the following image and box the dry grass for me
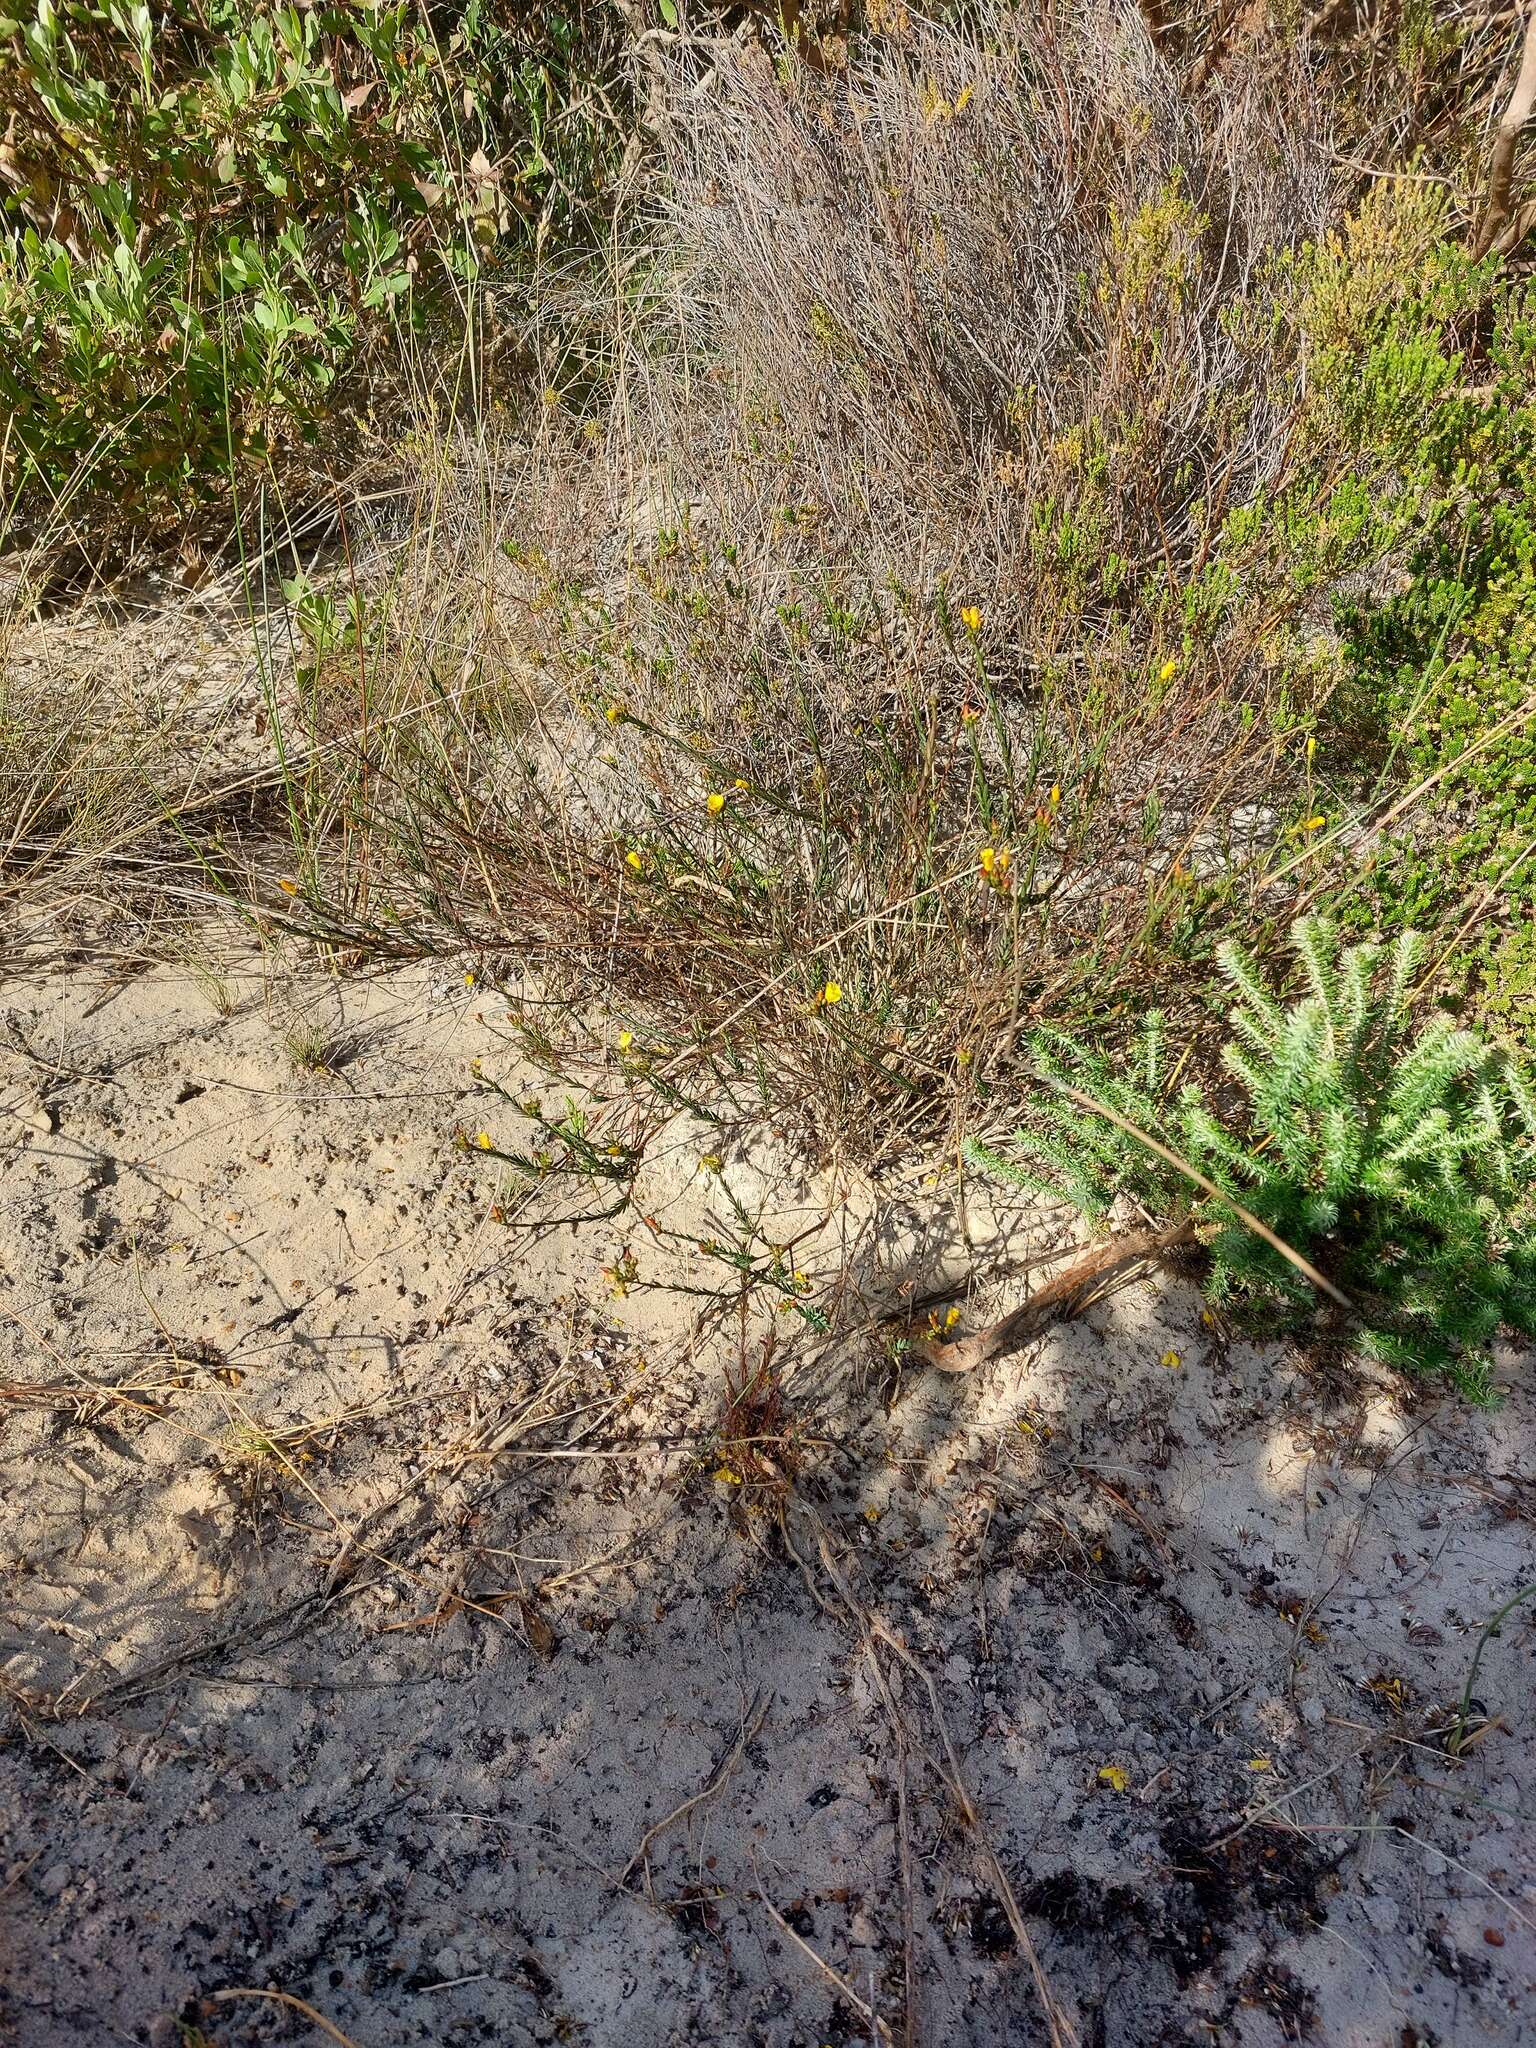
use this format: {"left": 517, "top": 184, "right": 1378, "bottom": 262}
{"left": 0, "top": 632, "right": 181, "bottom": 922}
{"left": 0, "top": 563, "right": 277, "bottom": 957}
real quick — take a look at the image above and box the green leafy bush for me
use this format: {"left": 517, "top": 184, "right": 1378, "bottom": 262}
{"left": 1321, "top": 258, "right": 1536, "bottom": 1000}
{"left": 0, "top": 1, "right": 633, "bottom": 524}
{"left": 967, "top": 917, "right": 1536, "bottom": 1397}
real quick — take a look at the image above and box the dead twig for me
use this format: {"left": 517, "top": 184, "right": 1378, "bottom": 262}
{"left": 938, "top": 1055, "right": 1355, "bottom": 1378}
{"left": 913, "top": 1222, "right": 1194, "bottom": 1374}
{"left": 894, "top": 1734, "right": 919, "bottom": 2048}
{"left": 751, "top": 1862, "right": 896, "bottom": 2048}
{"left": 1472, "top": 0, "right": 1536, "bottom": 257}
{"left": 1079, "top": 1469, "right": 1173, "bottom": 1563}
{"left": 66, "top": 1589, "right": 342, "bottom": 1717}
{"left": 620, "top": 1690, "right": 770, "bottom": 1898}
{"left": 211, "top": 1986, "right": 362, "bottom": 2047}
{"left": 1042, "top": 1079, "right": 1352, "bottom": 1308}
{"left": 801, "top": 1509, "right": 1078, "bottom": 2048}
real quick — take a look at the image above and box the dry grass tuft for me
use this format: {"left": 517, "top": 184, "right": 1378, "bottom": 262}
{"left": 0, "top": 569, "right": 274, "bottom": 956}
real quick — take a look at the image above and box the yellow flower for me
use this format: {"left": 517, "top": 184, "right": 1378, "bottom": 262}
{"left": 624, "top": 848, "right": 643, "bottom": 872}
{"left": 1246, "top": 1756, "right": 1272, "bottom": 1772}
{"left": 1161, "top": 1348, "right": 1182, "bottom": 1370}
{"left": 1049, "top": 783, "right": 1061, "bottom": 806}
{"left": 1305, "top": 735, "right": 1318, "bottom": 759}
{"left": 818, "top": 980, "right": 843, "bottom": 1006}
{"left": 979, "top": 845, "right": 1011, "bottom": 883}
{"left": 959, "top": 604, "right": 982, "bottom": 634}
{"left": 476, "top": 1131, "right": 494, "bottom": 1151}
{"left": 278, "top": 877, "right": 298, "bottom": 895}
{"left": 1301, "top": 814, "right": 1326, "bottom": 833}
{"left": 944, "top": 1305, "right": 961, "bottom": 1330}
{"left": 713, "top": 1463, "right": 742, "bottom": 1485}
{"left": 1097, "top": 1764, "right": 1130, "bottom": 1793}
{"left": 706, "top": 791, "right": 726, "bottom": 815}
{"left": 1158, "top": 657, "right": 1178, "bottom": 683}
{"left": 617, "top": 1029, "right": 634, "bottom": 1051}
{"left": 701, "top": 1153, "right": 723, "bottom": 1173}
{"left": 953, "top": 81, "right": 974, "bottom": 113}
{"left": 605, "top": 703, "right": 624, "bottom": 723}
{"left": 734, "top": 777, "right": 749, "bottom": 791}
{"left": 464, "top": 971, "right": 476, "bottom": 987}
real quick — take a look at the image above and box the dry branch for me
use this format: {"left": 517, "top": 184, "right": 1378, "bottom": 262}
{"left": 620, "top": 1691, "right": 770, "bottom": 1898}
{"left": 911, "top": 1223, "right": 1194, "bottom": 1375}
{"left": 1473, "top": 0, "right": 1536, "bottom": 257}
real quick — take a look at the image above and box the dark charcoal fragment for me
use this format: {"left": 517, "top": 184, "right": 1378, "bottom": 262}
{"left": 1425, "top": 1926, "right": 1492, "bottom": 1987}
{"left": 1234, "top": 1957, "right": 1319, "bottom": 2034}
{"left": 969, "top": 1892, "right": 1017, "bottom": 1956}
{"left": 1018, "top": 1869, "right": 1140, "bottom": 1938}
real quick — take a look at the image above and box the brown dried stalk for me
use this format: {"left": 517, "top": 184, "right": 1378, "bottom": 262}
{"left": 1472, "top": 0, "right": 1536, "bottom": 258}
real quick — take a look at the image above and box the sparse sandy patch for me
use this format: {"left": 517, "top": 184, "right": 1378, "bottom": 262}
{"left": 1, "top": 949, "right": 1533, "bottom": 2047}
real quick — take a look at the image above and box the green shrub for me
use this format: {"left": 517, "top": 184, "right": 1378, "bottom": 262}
{"left": 1324, "top": 271, "right": 1536, "bottom": 989}
{"left": 967, "top": 916, "right": 1536, "bottom": 1397}
{"left": 0, "top": 1, "right": 633, "bottom": 525}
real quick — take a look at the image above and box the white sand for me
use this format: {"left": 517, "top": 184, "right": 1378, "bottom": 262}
{"left": 2, "top": 954, "right": 1533, "bottom": 2046}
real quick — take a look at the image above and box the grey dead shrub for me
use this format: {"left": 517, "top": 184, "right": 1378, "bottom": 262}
{"left": 646, "top": 4, "right": 1328, "bottom": 597}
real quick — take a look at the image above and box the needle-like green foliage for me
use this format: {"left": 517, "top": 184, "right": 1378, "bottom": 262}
{"left": 968, "top": 918, "right": 1536, "bottom": 1399}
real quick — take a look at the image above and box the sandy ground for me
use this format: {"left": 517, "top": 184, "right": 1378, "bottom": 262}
{"left": 2, "top": 952, "right": 1534, "bottom": 2048}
